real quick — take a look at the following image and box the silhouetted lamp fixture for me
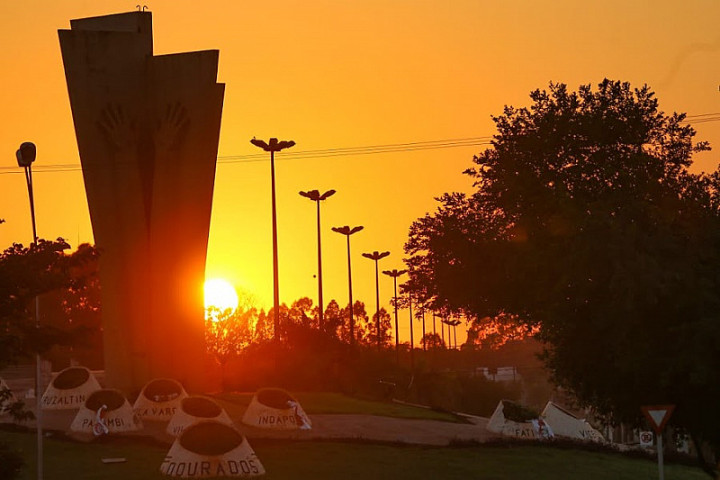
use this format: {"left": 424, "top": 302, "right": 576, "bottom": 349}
{"left": 299, "top": 189, "right": 336, "bottom": 331}
{"left": 332, "top": 225, "right": 364, "bottom": 345}
{"left": 361, "top": 250, "right": 390, "bottom": 349}
{"left": 16, "top": 141, "right": 43, "bottom": 480}
{"left": 382, "top": 268, "right": 407, "bottom": 362}
{"left": 251, "top": 137, "right": 296, "bottom": 342}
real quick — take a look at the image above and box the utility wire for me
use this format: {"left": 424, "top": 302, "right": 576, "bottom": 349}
{"left": 2, "top": 111, "right": 720, "bottom": 175}
{"left": 0, "top": 137, "right": 492, "bottom": 175}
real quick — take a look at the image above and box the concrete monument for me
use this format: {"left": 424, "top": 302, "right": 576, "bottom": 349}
{"left": 58, "top": 12, "right": 224, "bottom": 393}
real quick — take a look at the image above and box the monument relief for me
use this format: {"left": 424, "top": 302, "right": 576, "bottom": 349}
{"left": 58, "top": 11, "right": 225, "bottom": 393}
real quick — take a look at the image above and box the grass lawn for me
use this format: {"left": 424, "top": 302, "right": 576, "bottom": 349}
{"left": 1, "top": 428, "right": 707, "bottom": 480}
{"left": 213, "top": 392, "right": 461, "bottom": 423}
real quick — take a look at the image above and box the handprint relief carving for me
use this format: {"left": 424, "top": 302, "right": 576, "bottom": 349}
{"left": 155, "top": 102, "right": 189, "bottom": 154}
{"left": 96, "top": 104, "right": 137, "bottom": 156}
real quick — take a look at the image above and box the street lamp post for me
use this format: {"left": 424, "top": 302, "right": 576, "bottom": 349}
{"left": 250, "top": 137, "right": 295, "bottom": 343}
{"left": 420, "top": 306, "right": 426, "bottom": 351}
{"left": 332, "top": 225, "right": 364, "bottom": 345}
{"left": 408, "top": 294, "right": 414, "bottom": 371}
{"left": 16, "top": 141, "right": 42, "bottom": 480}
{"left": 432, "top": 311, "right": 437, "bottom": 348}
{"left": 439, "top": 314, "right": 445, "bottom": 348}
{"left": 361, "top": 250, "right": 390, "bottom": 349}
{"left": 299, "top": 189, "right": 336, "bottom": 331}
{"left": 382, "top": 269, "right": 406, "bottom": 363}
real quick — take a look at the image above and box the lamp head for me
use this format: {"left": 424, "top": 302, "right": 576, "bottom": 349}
{"left": 16, "top": 142, "right": 36, "bottom": 167}
{"left": 299, "top": 189, "right": 321, "bottom": 200}
{"left": 319, "top": 189, "right": 336, "bottom": 200}
{"left": 277, "top": 140, "right": 295, "bottom": 150}
{"left": 250, "top": 138, "right": 270, "bottom": 151}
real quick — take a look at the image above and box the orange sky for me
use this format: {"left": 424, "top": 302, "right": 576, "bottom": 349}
{"left": 2, "top": 1, "right": 720, "bottom": 346}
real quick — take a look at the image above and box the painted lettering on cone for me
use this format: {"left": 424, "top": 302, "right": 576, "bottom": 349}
{"left": 161, "top": 455, "right": 262, "bottom": 477}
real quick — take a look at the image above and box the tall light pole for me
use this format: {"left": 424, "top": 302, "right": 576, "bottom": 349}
{"left": 361, "top": 250, "right": 390, "bottom": 349}
{"left": 420, "top": 306, "right": 426, "bottom": 351}
{"left": 17, "top": 141, "right": 42, "bottom": 480}
{"left": 299, "top": 189, "right": 335, "bottom": 331}
{"left": 251, "top": 137, "right": 295, "bottom": 343}
{"left": 432, "top": 311, "right": 437, "bottom": 347}
{"left": 408, "top": 294, "right": 414, "bottom": 370}
{"left": 332, "top": 225, "right": 363, "bottom": 345}
{"left": 382, "top": 269, "right": 406, "bottom": 363}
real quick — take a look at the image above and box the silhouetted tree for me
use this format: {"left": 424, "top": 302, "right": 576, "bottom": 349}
{"left": 339, "top": 301, "right": 369, "bottom": 344}
{"left": 254, "top": 309, "right": 272, "bottom": 342}
{"left": 405, "top": 79, "right": 720, "bottom": 467}
{"left": 205, "top": 303, "right": 258, "bottom": 391}
{"left": 420, "top": 333, "right": 444, "bottom": 350}
{"left": 366, "top": 308, "right": 393, "bottom": 347}
{"left": 288, "top": 297, "right": 317, "bottom": 328}
{"left": 41, "top": 243, "right": 102, "bottom": 369}
{"left": 323, "top": 299, "right": 343, "bottom": 337}
{"left": 0, "top": 236, "right": 98, "bottom": 477}
{"left": 0, "top": 239, "right": 98, "bottom": 368}
{"left": 464, "top": 315, "right": 535, "bottom": 350}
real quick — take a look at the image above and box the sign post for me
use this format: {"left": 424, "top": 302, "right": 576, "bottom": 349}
{"left": 641, "top": 405, "right": 675, "bottom": 480}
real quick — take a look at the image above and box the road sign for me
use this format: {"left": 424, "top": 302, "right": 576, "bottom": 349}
{"left": 641, "top": 405, "right": 675, "bottom": 434}
{"left": 639, "top": 431, "right": 654, "bottom": 448}
{"left": 641, "top": 405, "right": 675, "bottom": 480}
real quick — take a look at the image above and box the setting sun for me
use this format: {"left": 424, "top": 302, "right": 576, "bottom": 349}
{"left": 204, "top": 278, "right": 239, "bottom": 312}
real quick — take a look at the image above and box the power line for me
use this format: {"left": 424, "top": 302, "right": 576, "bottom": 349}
{"left": 2, "top": 111, "right": 720, "bottom": 176}
{"left": 0, "top": 137, "right": 492, "bottom": 175}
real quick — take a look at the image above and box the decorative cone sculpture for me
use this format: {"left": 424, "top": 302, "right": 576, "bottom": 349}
{"left": 241, "top": 388, "right": 311, "bottom": 431}
{"left": 41, "top": 366, "right": 101, "bottom": 410}
{"left": 134, "top": 378, "right": 189, "bottom": 421}
{"left": 161, "top": 421, "right": 264, "bottom": 477}
{"left": 167, "top": 396, "right": 233, "bottom": 437}
{"left": 70, "top": 388, "right": 142, "bottom": 435}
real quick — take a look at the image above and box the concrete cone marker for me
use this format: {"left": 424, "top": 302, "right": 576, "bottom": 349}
{"left": 167, "top": 396, "right": 233, "bottom": 437}
{"left": 541, "top": 401, "right": 604, "bottom": 442}
{"left": 486, "top": 400, "right": 538, "bottom": 439}
{"left": 134, "top": 378, "right": 188, "bottom": 421}
{"left": 70, "top": 389, "right": 142, "bottom": 434}
{"left": 41, "top": 366, "right": 101, "bottom": 410}
{"left": 161, "top": 421, "right": 265, "bottom": 477}
{"left": 241, "top": 388, "right": 311, "bottom": 431}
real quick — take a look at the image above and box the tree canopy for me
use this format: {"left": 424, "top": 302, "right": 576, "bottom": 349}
{"left": 405, "top": 80, "right": 720, "bottom": 450}
{"left": 0, "top": 239, "right": 99, "bottom": 369}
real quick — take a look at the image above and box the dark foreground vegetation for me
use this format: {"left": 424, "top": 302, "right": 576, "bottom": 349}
{"left": 0, "top": 427, "right": 708, "bottom": 480}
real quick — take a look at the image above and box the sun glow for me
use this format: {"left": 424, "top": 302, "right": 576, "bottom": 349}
{"left": 204, "top": 278, "right": 239, "bottom": 313}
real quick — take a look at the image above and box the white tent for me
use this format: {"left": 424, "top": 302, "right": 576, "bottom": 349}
{"left": 486, "top": 400, "right": 544, "bottom": 439}
{"left": 160, "top": 421, "right": 264, "bottom": 477}
{"left": 41, "top": 366, "right": 101, "bottom": 410}
{"left": 541, "top": 402, "right": 604, "bottom": 442}
{"left": 134, "top": 378, "right": 188, "bottom": 421}
{"left": 70, "top": 388, "right": 142, "bottom": 435}
{"left": 167, "top": 396, "right": 234, "bottom": 437}
{"left": 241, "top": 388, "right": 311, "bottom": 431}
